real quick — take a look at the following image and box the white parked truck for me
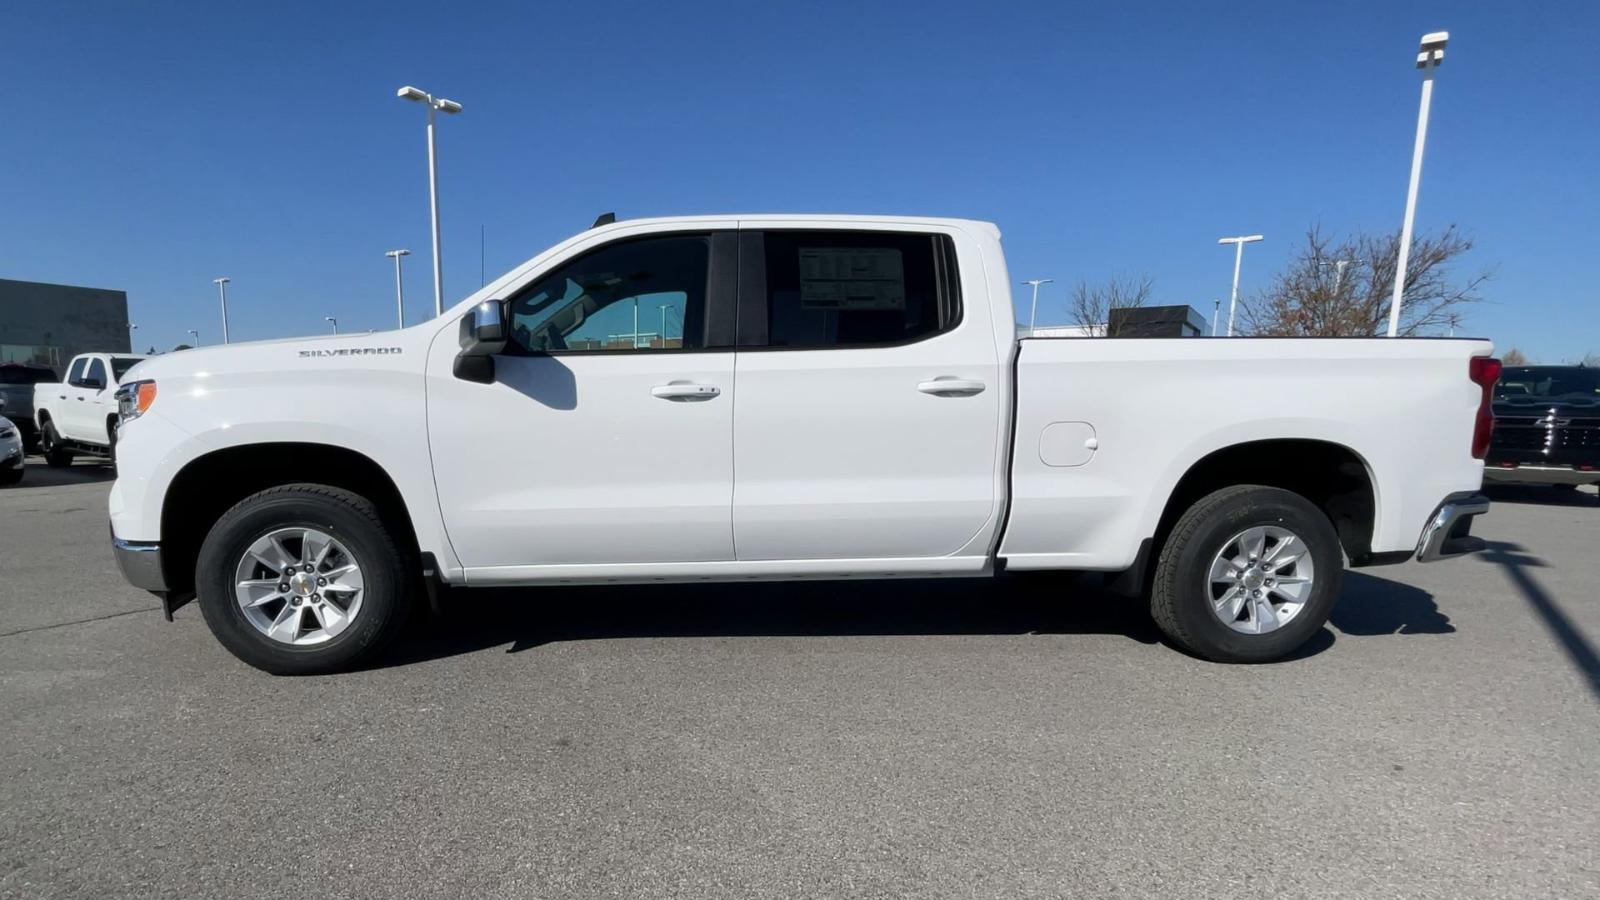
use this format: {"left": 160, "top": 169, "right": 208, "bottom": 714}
{"left": 33, "top": 351, "right": 147, "bottom": 466}
{"left": 108, "top": 216, "right": 1498, "bottom": 674}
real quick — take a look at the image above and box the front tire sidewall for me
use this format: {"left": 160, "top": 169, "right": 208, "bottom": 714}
{"left": 1157, "top": 488, "right": 1343, "bottom": 663}
{"left": 42, "top": 422, "right": 72, "bottom": 468}
{"left": 196, "top": 489, "right": 407, "bottom": 675}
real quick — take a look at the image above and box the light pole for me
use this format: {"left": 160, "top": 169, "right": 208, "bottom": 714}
{"left": 1316, "top": 258, "right": 1362, "bottom": 294}
{"left": 385, "top": 249, "right": 411, "bottom": 328}
{"left": 1021, "top": 278, "right": 1053, "bottom": 335}
{"left": 213, "top": 277, "right": 231, "bottom": 344}
{"left": 658, "top": 303, "right": 672, "bottom": 348}
{"left": 1217, "top": 234, "right": 1263, "bottom": 336}
{"left": 1387, "top": 31, "right": 1448, "bottom": 338}
{"left": 325, "top": 316, "right": 339, "bottom": 334}
{"left": 397, "top": 85, "right": 463, "bottom": 318}
{"left": 127, "top": 323, "right": 138, "bottom": 349}
{"left": 1211, "top": 299, "right": 1221, "bottom": 337}
{"left": 187, "top": 329, "right": 200, "bottom": 346}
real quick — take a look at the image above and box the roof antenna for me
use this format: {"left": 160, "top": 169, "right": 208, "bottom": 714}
{"left": 591, "top": 212, "right": 616, "bottom": 228}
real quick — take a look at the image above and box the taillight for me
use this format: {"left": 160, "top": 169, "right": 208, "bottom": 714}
{"left": 1468, "top": 356, "right": 1501, "bottom": 459}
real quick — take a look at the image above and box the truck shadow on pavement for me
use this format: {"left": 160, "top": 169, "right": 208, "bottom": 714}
{"left": 374, "top": 569, "right": 1447, "bottom": 670}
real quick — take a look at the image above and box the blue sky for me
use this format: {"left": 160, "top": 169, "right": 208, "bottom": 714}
{"left": 2, "top": 0, "right": 1595, "bottom": 361}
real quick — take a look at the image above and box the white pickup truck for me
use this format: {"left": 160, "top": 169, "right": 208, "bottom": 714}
{"left": 33, "top": 351, "right": 148, "bottom": 466}
{"left": 109, "top": 215, "right": 1497, "bottom": 674}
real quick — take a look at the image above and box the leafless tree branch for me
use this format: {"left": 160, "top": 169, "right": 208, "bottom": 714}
{"left": 1242, "top": 225, "right": 1489, "bottom": 337}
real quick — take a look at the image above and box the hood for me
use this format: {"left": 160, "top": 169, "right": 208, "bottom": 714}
{"left": 122, "top": 325, "right": 436, "bottom": 383}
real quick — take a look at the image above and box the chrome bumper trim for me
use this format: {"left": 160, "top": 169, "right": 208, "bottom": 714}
{"left": 1483, "top": 466, "right": 1600, "bottom": 486}
{"left": 1415, "top": 492, "right": 1490, "bottom": 563}
{"left": 112, "top": 530, "right": 168, "bottom": 592}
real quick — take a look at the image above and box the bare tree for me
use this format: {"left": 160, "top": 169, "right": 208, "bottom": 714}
{"left": 1069, "top": 275, "right": 1154, "bottom": 336}
{"left": 1582, "top": 352, "right": 1600, "bottom": 367}
{"left": 1501, "top": 347, "right": 1528, "bottom": 366}
{"left": 1242, "top": 225, "right": 1489, "bottom": 337}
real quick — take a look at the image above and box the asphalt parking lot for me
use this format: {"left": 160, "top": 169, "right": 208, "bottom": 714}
{"left": 2, "top": 460, "right": 1597, "bottom": 899}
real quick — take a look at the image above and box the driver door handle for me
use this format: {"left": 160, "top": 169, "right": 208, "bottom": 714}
{"left": 651, "top": 383, "right": 721, "bottom": 401}
{"left": 917, "top": 378, "right": 986, "bottom": 396}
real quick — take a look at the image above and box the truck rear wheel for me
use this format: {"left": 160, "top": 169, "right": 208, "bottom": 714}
{"left": 195, "top": 484, "right": 413, "bottom": 675}
{"left": 1150, "top": 485, "right": 1342, "bottom": 663}
{"left": 40, "top": 421, "right": 73, "bottom": 468}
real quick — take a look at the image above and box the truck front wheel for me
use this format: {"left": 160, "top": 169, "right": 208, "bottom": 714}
{"left": 1150, "top": 485, "right": 1342, "bottom": 663}
{"left": 195, "top": 484, "right": 414, "bottom": 675}
{"left": 40, "top": 421, "right": 72, "bottom": 468}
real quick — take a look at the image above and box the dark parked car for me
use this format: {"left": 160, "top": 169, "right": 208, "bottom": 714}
{"left": 0, "top": 362, "right": 58, "bottom": 448}
{"left": 1485, "top": 365, "right": 1600, "bottom": 491}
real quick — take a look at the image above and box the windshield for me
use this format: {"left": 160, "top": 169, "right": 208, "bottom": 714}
{"left": 0, "top": 365, "right": 55, "bottom": 385}
{"left": 111, "top": 357, "right": 142, "bottom": 380}
{"left": 1494, "top": 367, "right": 1600, "bottom": 405}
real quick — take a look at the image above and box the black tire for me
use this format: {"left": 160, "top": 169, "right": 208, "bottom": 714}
{"left": 0, "top": 466, "right": 22, "bottom": 486}
{"left": 1150, "top": 485, "right": 1343, "bottom": 663}
{"left": 41, "top": 421, "right": 72, "bottom": 468}
{"left": 1551, "top": 483, "right": 1578, "bottom": 492}
{"left": 196, "top": 484, "right": 414, "bottom": 675}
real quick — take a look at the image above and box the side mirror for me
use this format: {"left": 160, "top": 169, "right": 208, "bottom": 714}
{"left": 454, "top": 299, "right": 509, "bottom": 384}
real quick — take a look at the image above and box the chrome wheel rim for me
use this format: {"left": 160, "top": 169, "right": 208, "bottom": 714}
{"left": 233, "top": 527, "right": 365, "bottom": 646}
{"left": 1205, "top": 525, "right": 1316, "bottom": 635}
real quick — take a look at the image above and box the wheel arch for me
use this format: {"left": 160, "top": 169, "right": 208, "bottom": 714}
{"left": 1111, "top": 437, "right": 1381, "bottom": 597}
{"left": 158, "top": 442, "right": 420, "bottom": 595}
{"left": 1156, "top": 438, "right": 1379, "bottom": 562}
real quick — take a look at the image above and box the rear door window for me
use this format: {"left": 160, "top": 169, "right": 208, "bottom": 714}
{"left": 744, "top": 231, "right": 960, "bottom": 349}
{"left": 86, "top": 358, "right": 108, "bottom": 388}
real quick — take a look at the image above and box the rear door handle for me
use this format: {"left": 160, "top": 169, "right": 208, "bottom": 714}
{"left": 651, "top": 383, "right": 721, "bottom": 401}
{"left": 917, "top": 378, "right": 986, "bottom": 396}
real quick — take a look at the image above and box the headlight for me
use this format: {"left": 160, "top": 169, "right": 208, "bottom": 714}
{"left": 0, "top": 427, "right": 15, "bottom": 441}
{"left": 116, "top": 380, "right": 158, "bottom": 423}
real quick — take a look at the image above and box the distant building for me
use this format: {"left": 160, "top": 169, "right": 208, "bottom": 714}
{"left": 0, "top": 278, "right": 130, "bottom": 374}
{"left": 1022, "top": 305, "right": 1208, "bottom": 339}
{"left": 1108, "top": 305, "right": 1208, "bottom": 337}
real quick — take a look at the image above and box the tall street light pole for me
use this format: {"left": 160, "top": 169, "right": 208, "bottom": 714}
{"left": 127, "top": 323, "right": 138, "bottom": 349}
{"left": 213, "top": 277, "right": 231, "bottom": 344}
{"left": 1021, "top": 278, "right": 1053, "bottom": 335}
{"left": 188, "top": 329, "right": 200, "bottom": 346}
{"left": 386, "top": 249, "right": 411, "bottom": 328}
{"left": 1211, "top": 299, "right": 1221, "bottom": 337}
{"left": 397, "top": 86, "right": 463, "bottom": 318}
{"left": 325, "top": 316, "right": 339, "bottom": 334}
{"left": 1217, "top": 235, "right": 1264, "bottom": 337}
{"left": 1387, "top": 31, "right": 1449, "bottom": 338}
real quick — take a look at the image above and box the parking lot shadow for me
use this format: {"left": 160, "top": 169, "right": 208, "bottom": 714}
{"left": 375, "top": 568, "right": 1461, "bottom": 670}
{"left": 1482, "top": 483, "right": 1599, "bottom": 509}
{"left": 1330, "top": 570, "right": 1453, "bottom": 637}
{"left": 376, "top": 573, "right": 1169, "bottom": 669}
{"left": 2, "top": 457, "right": 115, "bottom": 489}
{"left": 1479, "top": 540, "right": 1600, "bottom": 702}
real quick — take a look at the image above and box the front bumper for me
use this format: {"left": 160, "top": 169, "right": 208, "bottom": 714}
{"left": 1415, "top": 492, "right": 1490, "bottom": 563}
{"left": 112, "top": 529, "right": 168, "bottom": 592}
{"left": 1483, "top": 464, "right": 1600, "bottom": 486}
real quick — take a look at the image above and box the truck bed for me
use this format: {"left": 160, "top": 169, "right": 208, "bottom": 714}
{"left": 998, "top": 336, "right": 1493, "bottom": 571}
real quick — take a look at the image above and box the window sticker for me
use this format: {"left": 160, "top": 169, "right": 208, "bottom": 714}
{"left": 798, "top": 248, "right": 906, "bottom": 311}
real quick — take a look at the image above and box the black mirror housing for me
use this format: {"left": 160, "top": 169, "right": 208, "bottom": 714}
{"left": 454, "top": 299, "right": 510, "bottom": 384}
